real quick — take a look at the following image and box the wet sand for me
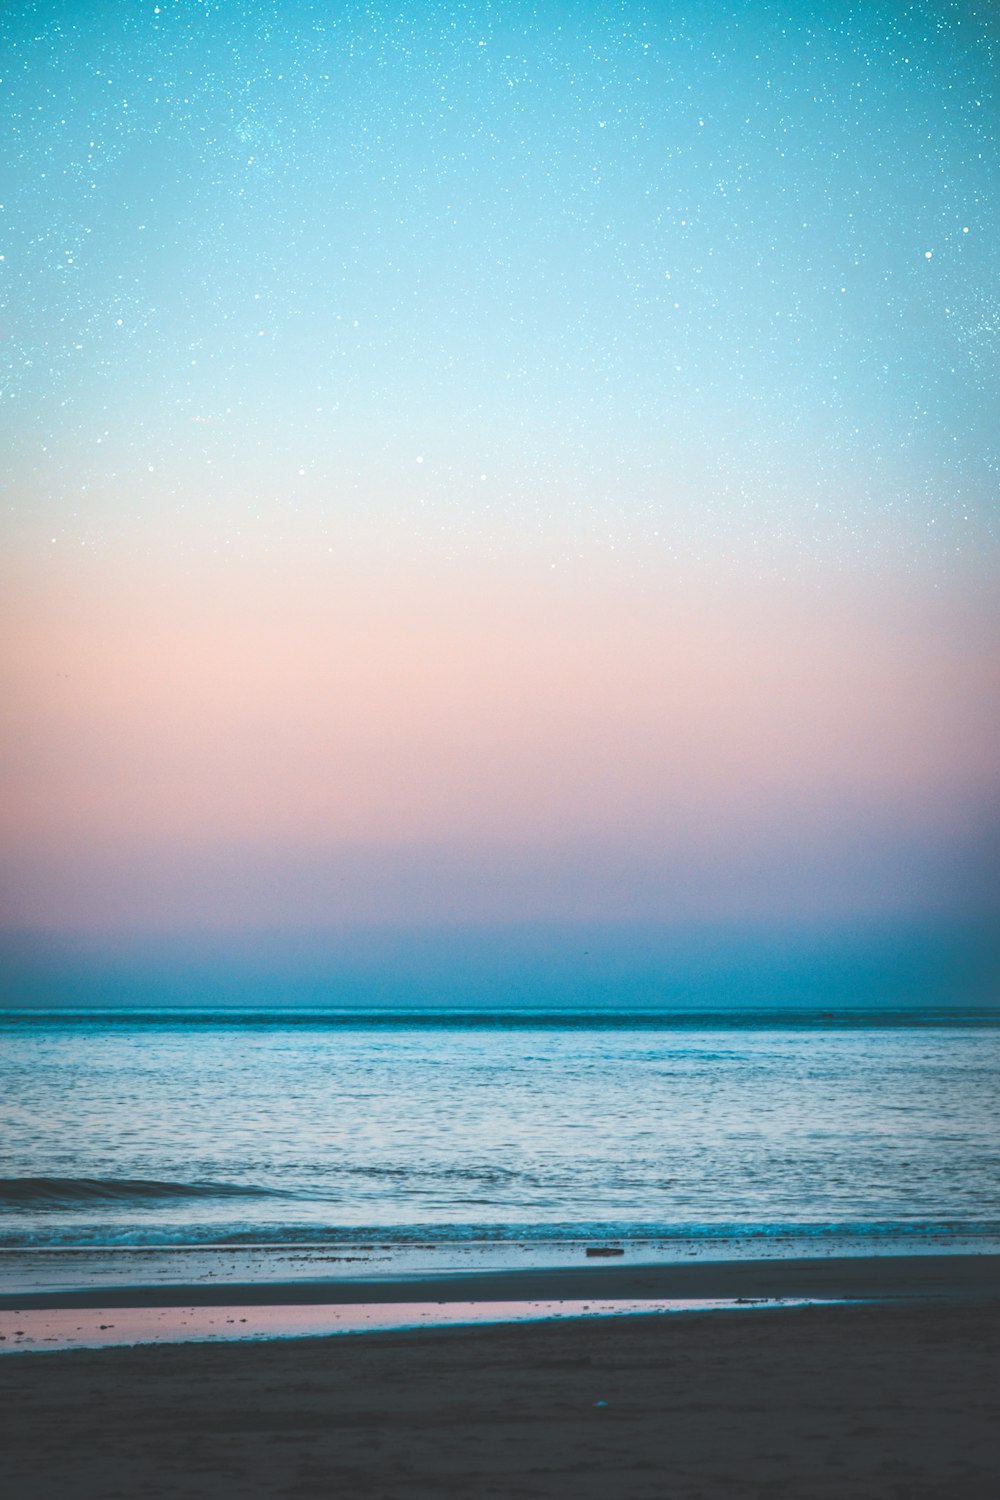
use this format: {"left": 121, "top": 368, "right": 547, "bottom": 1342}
{"left": 1, "top": 1256, "right": 997, "bottom": 1498}
{"left": 3, "top": 1248, "right": 995, "bottom": 1308}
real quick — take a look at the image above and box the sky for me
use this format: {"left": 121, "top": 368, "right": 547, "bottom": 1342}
{"left": 1, "top": 0, "right": 997, "bottom": 1006}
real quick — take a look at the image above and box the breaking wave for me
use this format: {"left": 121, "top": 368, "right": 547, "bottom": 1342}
{"left": 0, "top": 1177, "right": 293, "bottom": 1210}
{"left": 1, "top": 1215, "right": 998, "bottom": 1251}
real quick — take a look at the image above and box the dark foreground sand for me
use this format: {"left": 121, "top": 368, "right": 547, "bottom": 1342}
{"left": 2, "top": 1261, "right": 998, "bottom": 1499}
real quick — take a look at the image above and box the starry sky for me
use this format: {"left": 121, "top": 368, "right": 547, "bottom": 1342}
{"left": 1, "top": 0, "right": 997, "bottom": 1006}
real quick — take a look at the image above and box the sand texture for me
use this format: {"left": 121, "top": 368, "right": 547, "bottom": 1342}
{"left": 2, "top": 1294, "right": 998, "bottom": 1499}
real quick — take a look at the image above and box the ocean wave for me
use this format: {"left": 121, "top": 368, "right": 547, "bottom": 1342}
{"left": 0, "top": 1176, "right": 294, "bottom": 1210}
{"left": 1, "top": 1217, "right": 998, "bottom": 1250}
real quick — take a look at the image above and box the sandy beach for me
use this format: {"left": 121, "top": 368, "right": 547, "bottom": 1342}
{"left": 2, "top": 1254, "right": 997, "bottom": 1498}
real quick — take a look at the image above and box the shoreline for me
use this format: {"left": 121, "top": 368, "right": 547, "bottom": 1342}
{"left": 3, "top": 1228, "right": 996, "bottom": 1300}
{"left": 5, "top": 1251, "right": 996, "bottom": 1359}
{"left": 3, "top": 1250, "right": 996, "bottom": 1310}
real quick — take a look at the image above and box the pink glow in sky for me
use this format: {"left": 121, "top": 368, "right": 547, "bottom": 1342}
{"left": 1, "top": 541, "right": 996, "bottom": 933}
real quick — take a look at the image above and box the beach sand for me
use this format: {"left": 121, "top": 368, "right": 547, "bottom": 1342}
{"left": 2, "top": 1257, "right": 997, "bottom": 1498}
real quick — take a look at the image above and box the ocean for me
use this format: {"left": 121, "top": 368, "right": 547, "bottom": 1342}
{"left": 2, "top": 1010, "right": 998, "bottom": 1260}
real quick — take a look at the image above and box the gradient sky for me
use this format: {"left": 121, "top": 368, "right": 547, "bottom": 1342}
{"left": 1, "top": 0, "right": 997, "bottom": 1004}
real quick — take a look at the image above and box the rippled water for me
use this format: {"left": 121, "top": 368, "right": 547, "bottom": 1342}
{"left": 1, "top": 1012, "right": 998, "bottom": 1249}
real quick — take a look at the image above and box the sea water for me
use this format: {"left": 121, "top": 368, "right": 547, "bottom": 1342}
{"left": 1, "top": 1011, "right": 998, "bottom": 1257}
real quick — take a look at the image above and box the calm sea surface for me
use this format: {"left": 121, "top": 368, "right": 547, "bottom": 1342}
{"left": 1, "top": 1011, "right": 998, "bottom": 1252}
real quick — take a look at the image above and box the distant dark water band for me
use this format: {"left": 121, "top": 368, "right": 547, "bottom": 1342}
{"left": 2, "top": 1008, "right": 998, "bottom": 1028}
